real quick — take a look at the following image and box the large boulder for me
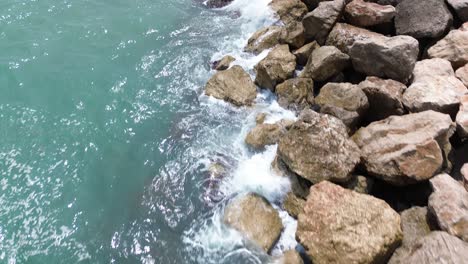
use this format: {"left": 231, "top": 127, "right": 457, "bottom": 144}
{"left": 428, "top": 26, "right": 468, "bottom": 69}
{"left": 326, "top": 23, "right": 381, "bottom": 53}
{"left": 223, "top": 193, "right": 283, "bottom": 252}
{"left": 205, "top": 65, "right": 257, "bottom": 106}
{"left": 293, "top": 41, "right": 320, "bottom": 65}
{"left": 388, "top": 231, "right": 468, "bottom": 264}
{"left": 352, "top": 111, "right": 455, "bottom": 185}
{"left": 349, "top": 34, "right": 419, "bottom": 83}
{"left": 315, "top": 82, "right": 369, "bottom": 129}
{"left": 359, "top": 76, "right": 406, "bottom": 122}
{"left": 447, "top": 0, "right": 468, "bottom": 22}
{"left": 456, "top": 63, "right": 468, "bottom": 87}
{"left": 399, "top": 206, "right": 436, "bottom": 246}
{"left": 302, "top": 0, "right": 346, "bottom": 44}
{"left": 269, "top": 0, "right": 308, "bottom": 25}
{"left": 245, "top": 26, "right": 282, "bottom": 54}
{"left": 429, "top": 173, "right": 468, "bottom": 242}
{"left": 275, "top": 78, "right": 314, "bottom": 112}
{"left": 299, "top": 46, "right": 350, "bottom": 81}
{"left": 395, "top": 0, "right": 453, "bottom": 39}
{"left": 344, "top": 0, "right": 396, "bottom": 27}
{"left": 297, "top": 181, "right": 402, "bottom": 264}
{"left": 403, "top": 58, "right": 468, "bottom": 115}
{"left": 245, "top": 121, "right": 289, "bottom": 149}
{"left": 255, "top": 45, "right": 296, "bottom": 91}
{"left": 278, "top": 110, "right": 361, "bottom": 184}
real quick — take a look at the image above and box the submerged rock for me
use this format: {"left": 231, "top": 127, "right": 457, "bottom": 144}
{"left": 428, "top": 26, "right": 468, "bottom": 69}
{"left": 447, "top": 0, "right": 468, "bottom": 22}
{"left": 254, "top": 44, "right": 296, "bottom": 91}
{"left": 352, "top": 111, "right": 455, "bottom": 185}
{"left": 213, "top": 55, "right": 235, "bottom": 71}
{"left": 205, "top": 65, "right": 257, "bottom": 106}
{"left": 223, "top": 193, "right": 283, "bottom": 252}
{"left": 403, "top": 58, "right": 468, "bottom": 115}
{"left": 269, "top": 0, "right": 308, "bottom": 25}
{"left": 297, "top": 181, "right": 402, "bottom": 264}
{"left": 245, "top": 26, "right": 282, "bottom": 55}
{"left": 429, "top": 173, "right": 468, "bottom": 242}
{"left": 345, "top": 0, "right": 396, "bottom": 27}
{"left": 302, "top": 0, "right": 346, "bottom": 44}
{"left": 275, "top": 78, "right": 314, "bottom": 112}
{"left": 300, "top": 46, "right": 350, "bottom": 82}
{"left": 293, "top": 41, "right": 319, "bottom": 65}
{"left": 205, "top": 0, "right": 233, "bottom": 8}
{"left": 278, "top": 110, "right": 360, "bottom": 184}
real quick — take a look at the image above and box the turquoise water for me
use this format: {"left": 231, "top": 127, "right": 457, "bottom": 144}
{"left": 0, "top": 0, "right": 294, "bottom": 263}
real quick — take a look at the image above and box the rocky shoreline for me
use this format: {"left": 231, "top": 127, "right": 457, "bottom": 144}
{"left": 205, "top": 0, "right": 468, "bottom": 263}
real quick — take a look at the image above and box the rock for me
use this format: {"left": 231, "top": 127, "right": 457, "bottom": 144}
{"left": 456, "top": 64, "right": 468, "bottom": 87}
{"left": 269, "top": 0, "right": 308, "bottom": 25}
{"left": 299, "top": 46, "right": 350, "bottom": 82}
{"left": 343, "top": 175, "right": 374, "bottom": 194}
{"left": 395, "top": 0, "right": 453, "bottom": 39}
{"left": 301, "top": 0, "right": 329, "bottom": 10}
{"left": 293, "top": 41, "right": 319, "bottom": 65}
{"left": 245, "top": 26, "right": 282, "bottom": 54}
{"left": 256, "top": 113, "right": 267, "bottom": 124}
{"left": 245, "top": 122, "right": 288, "bottom": 149}
{"left": 278, "top": 110, "right": 361, "bottom": 184}
{"left": 403, "top": 58, "right": 468, "bottom": 115}
{"left": 428, "top": 27, "right": 468, "bottom": 69}
{"left": 400, "top": 206, "right": 435, "bottom": 246}
{"left": 367, "top": 0, "right": 402, "bottom": 6}
{"left": 255, "top": 45, "right": 296, "bottom": 91}
{"left": 359, "top": 77, "right": 406, "bottom": 122}
{"left": 315, "top": 82, "right": 369, "bottom": 129}
{"left": 275, "top": 78, "right": 314, "bottom": 112}
{"left": 283, "top": 192, "right": 305, "bottom": 218}
{"left": 349, "top": 34, "right": 419, "bottom": 83}
{"left": 297, "top": 181, "right": 402, "bottom": 264}
{"left": 205, "top": 0, "right": 233, "bottom": 8}
{"left": 275, "top": 250, "right": 304, "bottom": 264}
{"left": 205, "top": 65, "right": 257, "bottom": 106}
{"left": 280, "top": 22, "right": 306, "bottom": 49}
{"left": 302, "top": 0, "right": 346, "bottom": 45}
{"left": 447, "top": 0, "right": 468, "bottom": 22}
{"left": 462, "top": 164, "right": 468, "bottom": 191}
{"left": 429, "top": 173, "right": 468, "bottom": 242}
{"left": 326, "top": 23, "right": 381, "bottom": 53}
{"left": 223, "top": 193, "right": 283, "bottom": 252}
{"left": 388, "top": 231, "right": 468, "bottom": 264}
{"left": 352, "top": 111, "right": 455, "bottom": 185}
{"left": 213, "top": 55, "right": 235, "bottom": 71}
{"left": 344, "top": 0, "right": 396, "bottom": 27}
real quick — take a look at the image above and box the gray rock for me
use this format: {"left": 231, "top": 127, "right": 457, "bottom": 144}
{"left": 429, "top": 173, "right": 468, "bottom": 242}
{"left": 400, "top": 206, "right": 436, "bottom": 246}
{"left": 205, "top": 0, "right": 233, "bottom": 8}
{"left": 447, "top": 0, "right": 468, "bottom": 22}
{"left": 270, "top": 0, "right": 308, "bottom": 25}
{"left": 302, "top": 0, "right": 346, "bottom": 44}
{"left": 300, "top": 45, "right": 350, "bottom": 81}
{"left": 359, "top": 76, "right": 406, "bottom": 122}
{"left": 245, "top": 26, "right": 282, "bottom": 54}
{"left": 345, "top": 0, "right": 396, "bottom": 27}
{"left": 395, "top": 0, "right": 453, "bottom": 39}
{"left": 293, "top": 41, "right": 320, "bottom": 65}
{"left": 352, "top": 111, "right": 455, "bottom": 185}
{"left": 275, "top": 78, "right": 314, "bottom": 112}
{"left": 343, "top": 175, "right": 374, "bottom": 194}
{"left": 326, "top": 23, "right": 381, "bottom": 53}
{"left": 205, "top": 65, "right": 257, "bottom": 106}
{"left": 255, "top": 45, "right": 296, "bottom": 91}
{"left": 428, "top": 26, "right": 468, "bottom": 69}
{"left": 280, "top": 22, "right": 306, "bottom": 49}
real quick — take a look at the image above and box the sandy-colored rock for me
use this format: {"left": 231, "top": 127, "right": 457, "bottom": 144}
{"left": 456, "top": 64, "right": 468, "bottom": 87}
{"left": 403, "top": 59, "right": 468, "bottom": 115}
{"left": 245, "top": 122, "right": 288, "bottom": 149}
{"left": 315, "top": 82, "right": 368, "bottom": 129}
{"left": 447, "top": 0, "right": 468, "bottom": 22}
{"left": 352, "top": 111, "right": 455, "bottom": 185}
{"left": 359, "top": 77, "right": 406, "bottom": 121}
{"left": 213, "top": 55, "right": 235, "bottom": 71}
{"left": 343, "top": 175, "right": 374, "bottom": 194}
{"left": 283, "top": 192, "right": 305, "bottom": 219}
{"left": 457, "top": 95, "right": 468, "bottom": 139}
{"left": 302, "top": 0, "right": 346, "bottom": 44}
{"left": 299, "top": 46, "right": 349, "bottom": 81}
{"left": 326, "top": 23, "right": 381, "bottom": 53}
{"left": 349, "top": 34, "right": 419, "bottom": 83}
{"left": 297, "top": 181, "right": 402, "bottom": 264}
{"left": 400, "top": 206, "right": 435, "bottom": 246}
{"left": 389, "top": 231, "right": 468, "bottom": 264}
{"left": 245, "top": 26, "right": 282, "bottom": 54}
{"left": 462, "top": 164, "right": 468, "bottom": 191}
{"left": 429, "top": 173, "right": 468, "bottom": 242}
{"left": 278, "top": 110, "right": 360, "bottom": 184}
{"left": 293, "top": 41, "right": 319, "bottom": 66}
{"left": 345, "top": 0, "right": 396, "bottom": 27}
{"left": 272, "top": 154, "right": 311, "bottom": 199}
{"left": 254, "top": 45, "right": 296, "bottom": 91}
{"left": 428, "top": 27, "right": 468, "bottom": 69}
{"left": 280, "top": 22, "right": 306, "bottom": 49}
{"left": 223, "top": 193, "right": 283, "bottom": 252}
{"left": 255, "top": 113, "right": 267, "bottom": 124}
{"left": 205, "top": 65, "right": 257, "bottom": 106}
{"left": 270, "top": 0, "right": 308, "bottom": 25}
{"left": 276, "top": 78, "right": 314, "bottom": 112}
{"left": 275, "top": 250, "right": 304, "bottom": 264}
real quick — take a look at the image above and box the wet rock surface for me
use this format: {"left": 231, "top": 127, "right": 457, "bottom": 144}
{"left": 254, "top": 44, "right": 296, "bottom": 90}
{"left": 275, "top": 78, "right": 314, "bottom": 112}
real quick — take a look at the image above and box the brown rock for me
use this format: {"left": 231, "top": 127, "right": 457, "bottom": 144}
{"left": 245, "top": 26, "right": 282, "bottom": 54}
{"left": 245, "top": 122, "right": 288, "bottom": 149}
{"left": 400, "top": 206, "right": 435, "bottom": 246}
{"left": 429, "top": 173, "right": 468, "bottom": 242}
{"left": 276, "top": 78, "right": 314, "bottom": 112}
{"left": 275, "top": 250, "right": 304, "bottom": 264}
{"left": 280, "top": 22, "right": 306, "bottom": 49}
{"left": 293, "top": 41, "right": 319, "bottom": 65}
{"left": 272, "top": 154, "right": 311, "bottom": 199}
{"left": 213, "top": 55, "right": 235, "bottom": 71}
{"left": 278, "top": 110, "right": 361, "bottom": 184}
{"left": 205, "top": 65, "right": 257, "bottom": 106}
{"left": 457, "top": 95, "right": 468, "bottom": 139}
{"left": 223, "top": 193, "right": 283, "bottom": 252}
{"left": 302, "top": 0, "right": 346, "bottom": 44}
{"left": 254, "top": 45, "right": 296, "bottom": 91}
{"left": 359, "top": 77, "right": 406, "bottom": 121}
{"left": 326, "top": 23, "right": 381, "bottom": 53}
{"left": 456, "top": 63, "right": 468, "bottom": 87}
{"left": 283, "top": 192, "right": 305, "bottom": 218}
{"left": 428, "top": 27, "right": 468, "bottom": 69}
{"left": 352, "top": 111, "right": 455, "bottom": 185}
{"left": 269, "top": 0, "right": 308, "bottom": 25}
{"left": 345, "top": 0, "right": 396, "bottom": 27}
{"left": 297, "top": 181, "right": 402, "bottom": 264}
{"left": 299, "top": 46, "right": 350, "bottom": 82}
{"left": 343, "top": 175, "right": 374, "bottom": 194}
